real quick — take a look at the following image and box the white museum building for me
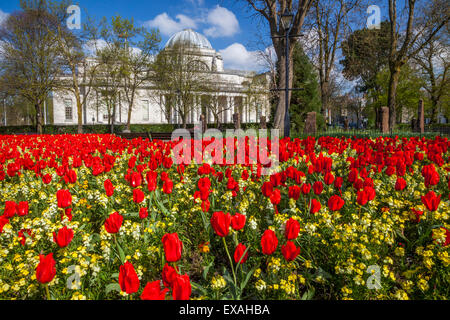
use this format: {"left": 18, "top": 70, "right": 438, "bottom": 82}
{"left": 50, "top": 29, "right": 270, "bottom": 127}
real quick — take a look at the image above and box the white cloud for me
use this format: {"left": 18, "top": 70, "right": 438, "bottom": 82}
{"left": 145, "top": 13, "right": 197, "bottom": 37}
{"left": 219, "top": 43, "right": 263, "bottom": 71}
{"left": 186, "top": 0, "right": 204, "bottom": 6}
{"left": 0, "top": 9, "right": 9, "bottom": 25}
{"left": 203, "top": 6, "right": 239, "bottom": 38}
{"left": 82, "top": 39, "right": 108, "bottom": 56}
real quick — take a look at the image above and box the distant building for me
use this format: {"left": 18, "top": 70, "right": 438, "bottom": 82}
{"left": 49, "top": 29, "right": 270, "bottom": 127}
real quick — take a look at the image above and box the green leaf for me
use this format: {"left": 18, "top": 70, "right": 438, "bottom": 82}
{"left": 240, "top": 265, "right": 257, "bottom": 291}
{"left": 111, "top": 273, "right": 119, "bottom": 279}
{"left": 116, "top": 241, "right": 126, "bottom": 263}
{"left": 105, "top": 283, "right": 121, "bottom": 295}
{"left": 301, "top": 288, "right": 315, "bottom": 300}
{"left": 190, "top": 281, "right": 208, "bottom": 296}
{"left": 203, "top": 261, "right": 214, "bottom": 280}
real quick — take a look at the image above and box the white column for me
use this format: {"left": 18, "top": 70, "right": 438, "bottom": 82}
{"left": 229, "top": 96, "right": 234, "bottom": 121}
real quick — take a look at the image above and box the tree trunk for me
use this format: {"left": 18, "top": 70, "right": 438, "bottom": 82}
{"left": 35, "top": 103, "right": 42, "bottom": 134}
{"left": 387, "top": 66, "right": 401, "bottom": 130}
{"left": 110, "top": 102, "right": 116, "bottom": 134}
{"left": 72, "top": 71, "right": 83, "bottom": 134}
{"left": 273, "top": 48, "right": 294, "bottom": 135}
{"left": 76, "top": 97, "right": 83, "bottom": 134}
{"left": 320, "top": 79, "right": 330, "bottom": 123}
{"left": 430, "top": 97, "right": 438, "bottom": 124}
{"left": 126, "top": 91, "right": 135, "bottom": 132}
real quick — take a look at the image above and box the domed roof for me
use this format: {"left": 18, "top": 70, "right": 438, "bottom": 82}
{"left": 165, "top": 29, "right": 213, "bottom": 50}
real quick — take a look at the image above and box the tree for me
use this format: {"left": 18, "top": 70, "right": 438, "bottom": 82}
{"left": 55, "top": 11, "right": 104, "bottom": 134}
{"left": 0, "top": 0, "right": 66, "bottom": 134}
{"left": 304, "top": 0, "right": 362, "bottom": 124}
{"left": 151, "top": 43, "right": 213, "bottom": 128}
{"left": 340, "top": 21, "right": 391, "bottom": 93}
{"left": 238, "top": 0, "right": 314, "bottom": 134}
{"left": 91, "top": 15, "right": 140, "bottom": 134}
{"left": 412, "top": 38, "right": 449, "bottom": 123}
{"left": 289, "top": 43, "right": 322, "bottom": 134}
{"left": 368, "top": 63, "right": 426, "bottom": 124}
{"left": 111, "top": 16, "right": 160, "bottom": 132}
{"left": 386, "top": 0, "right": 449, "bottom": 129}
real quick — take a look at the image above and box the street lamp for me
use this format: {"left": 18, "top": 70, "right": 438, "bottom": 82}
{"left": 281, "top": 8, "right": 294, "bottom": 138}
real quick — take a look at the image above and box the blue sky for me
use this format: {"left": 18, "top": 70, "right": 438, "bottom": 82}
{"left": 0, "top": 0, "right": 403, "bottom": 80}
{"left": 0, "top": 0, "right": 271, "bottom": 71}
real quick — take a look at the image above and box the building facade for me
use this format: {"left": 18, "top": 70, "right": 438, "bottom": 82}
{"left": 50, "top": 29, "right": 270, "bottom": 128}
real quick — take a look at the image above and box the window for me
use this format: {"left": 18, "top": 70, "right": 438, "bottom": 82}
{"left": 142, "top": 100, "right": 149, "bottom": 121}
{"left": 64, "top": 99, "right": 73, "bottom": 121}
{"left": 103, "top": 113, "right": 109, "bottom": 121}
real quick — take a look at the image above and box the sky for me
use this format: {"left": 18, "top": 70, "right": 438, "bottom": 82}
{"left": 0, "top": 0, "right": 271, "bottom": 72}
{"left": 0, "top": 0, "right": 402, "bottom": 91}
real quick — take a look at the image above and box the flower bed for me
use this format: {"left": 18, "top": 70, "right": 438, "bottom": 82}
{"left": 0, "top": 134, "right": 449, "bottom": 300}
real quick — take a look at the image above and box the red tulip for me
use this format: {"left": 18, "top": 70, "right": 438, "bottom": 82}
{"left": 161, "top": 232, "right": 183, "bottom": 263}
{"left": 36, "top": 253, "right": 56, "bottom": 284}
{"left": 53, "top": 226, "right": 74, "bottom": 248}
{"left": 201, "top": 199, "right": 210, "bottom": 212}
{"left": 310, "top": 199, "right": 321, "bottom": 214}
{"left": 231, "top": 213, "right": 246, "bottom": 231}
{"left": 133, "top": 188, "right": 145, "bottom": 203}
{"left": 261, "top": 229, "right": 278, "bottom": 255}
{"left": 421, "top": 191, "right": 441, "bottom": 212}
{"left": 141, "top": 280, "right": 169, "bottom": 300}
{"left": 422, "top": 164, "right": 439, "bottom": 188}
{"left": 334, "top": 177, "right": 343, "bottom": 189}
{"left": 130, "top": 171, "right": 142, "bottom": 188}
{"left": 104, "top": 212, "right": 123, "bottom": 234}
{"left": 104, "top": 179, "right": 115, "bottom": 197}
{"left": 66, "top": 169, "right": 77, "bottom": 184}
{"left": 210, "top": 211, "right": 231, "bottom": 237}
{"left": 357, "top": 189, "right": 369, "bottom": 206}
{"left": 118, "top": 261, "right": 140, "bottom": 294}
{"left": 312, "top": 181, "right": 323, "bottom": 195}
{"left": 172, "top": 274, "right": 191, "bottom": 300}
{"left": 163, "top": 179, "right": 173, "bottom": 194}
{"left": 233, "top": 243, "right": 248, "bottom": 264}
{"left": 3, "top": 201, "right": 17, "bottom": 218}
{"left": 324, "top": 172, "right": 334, "bottom": 185}
{"left": 146, "top": 171, "right": 158, "bottom": 192}
{"left": 42, "top": 173, "right": 52, "bottom": 184}
{"left": 17, "top": 201, "right": 29, "bottom": 217}
{"left": 288, "top": 185, "right": 301, "bottom": 200}
{"left": 162, "top": 263, "right": 179, "bottom": 288}
{"left": 0, "top": 216, "right": 9, "bottom": 233}
{"left": 285, "top": 218, "right": 300, "bottom": 240}
{"left": 56, "top": 189, "right": 72, "bottom": 208}
{"left": 328, "top": 195, "right": 345, "bottom": 211}
{"left": 198, "top": 177, "right": 211, "bottom": 192}
{"left": 261, "top": 181, "right": 273, "bottom": 197}
{"left": 270, "top": 189, "right": 281, "bottom": 205}
{"left": 139, "top": 207, "right": 148, "bottom": 219}
{"left": 301, "top": 183, "right": 311, "bottom": 195}
{"left": 281, "top": 241, "right": 301, "bottom": 261}
{"left": 395, "top": 177, "right": 407, "bottom": 191}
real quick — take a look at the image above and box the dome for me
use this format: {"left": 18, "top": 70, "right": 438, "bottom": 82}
{"left": 165, "top": 29, "right": 213, "bottom": 50}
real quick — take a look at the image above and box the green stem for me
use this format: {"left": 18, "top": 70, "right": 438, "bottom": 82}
{"left": 45, "top": 284, "right": 51, "bottom": 300}
{"left": 222, "top": 237, "right": 237, "bottom": 287}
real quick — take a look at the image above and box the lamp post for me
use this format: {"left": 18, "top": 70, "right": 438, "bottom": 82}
{"left": 280, "top": 8, "right": 294, "bottom": 138}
